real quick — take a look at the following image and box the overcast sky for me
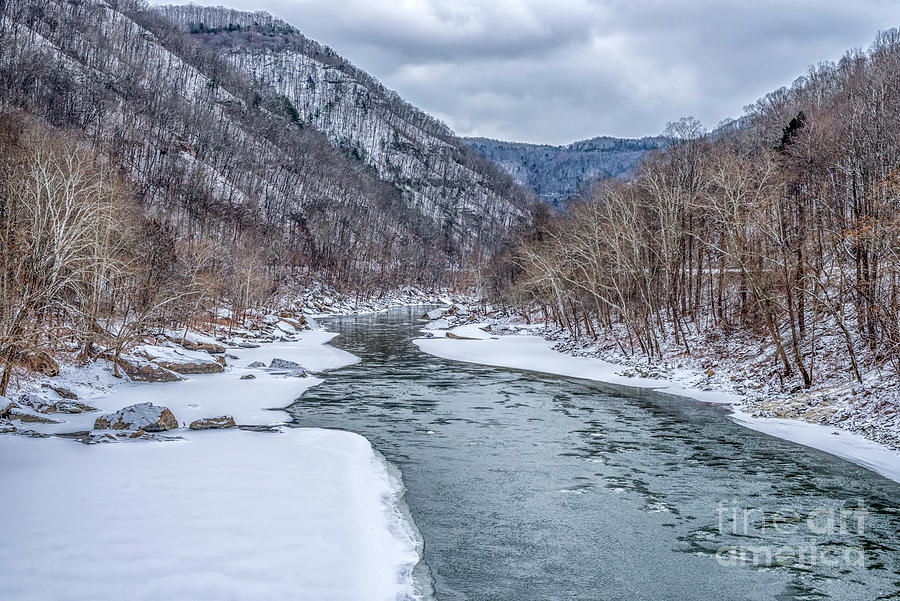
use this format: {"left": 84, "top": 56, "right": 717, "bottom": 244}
{"left": 187, "top": 0, "right": 900, "bottom": 144}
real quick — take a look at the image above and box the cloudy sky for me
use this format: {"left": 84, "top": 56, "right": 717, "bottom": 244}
{"left": 189, "top": 0, "right": 900, "bottom": 144}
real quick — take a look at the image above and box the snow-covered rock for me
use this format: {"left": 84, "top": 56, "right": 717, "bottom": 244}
{"left": 445, "top": 323, "right": 493, "bottom": 340}
{"left": 269, "top": 358, "right": 302, "bottom": 370}
{"left": 118, "top": 358, "right": 183, "bottom": 383}
{"left": 246, "top": 361, "right": 265, "bottom": 368}
{"left": 6, "top": 404, "right": 58, "bottom": 424}
{"left": 424, "top": 318, "right": 450, "bottom": 330}
{"left": 19, "top": 350, "right": 59, "bottom": 377}
{"left": 188, "top": 416, "right": 236, "bottom": 430}
{"left": 17, "top": 393, "right": 95, "bottom": 415}
{"left": 132, "top": 345, "right": 225, "bottom": 375}
{"left": 93, "top": 403, "right": 178, "bottom": 432}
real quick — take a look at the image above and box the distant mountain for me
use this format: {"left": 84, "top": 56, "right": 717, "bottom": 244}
{"left": 464, "top": 135, "right": 669, "bottom": 208}
{"left": 157, "top": 5, "right": 537, "bottom": 265}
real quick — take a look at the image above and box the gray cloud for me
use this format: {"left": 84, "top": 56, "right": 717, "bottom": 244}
{"left": 183, "top": 0, "right": 900, "bottom": 144}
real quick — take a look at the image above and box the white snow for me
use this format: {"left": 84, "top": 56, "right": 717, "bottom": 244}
{"left": 414, "top": 333, "right": 900, "bottom": 484}
{"left": 0, "top": 329, "right": 422, "bottom": 601}
{"left": 0, "top": 429, "right": 421, "bottom": 601}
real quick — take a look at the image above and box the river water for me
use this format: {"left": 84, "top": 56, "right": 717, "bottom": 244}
{"left": 287, "top": 306, "right": 900, "bottom": 601}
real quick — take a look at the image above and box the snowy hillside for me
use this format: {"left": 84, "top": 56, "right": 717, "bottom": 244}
{"left": 0, "top": 0, "right": 534, "bottom": 288}
{"left": 158, "top": 4, "right": 537, "bottom": 262}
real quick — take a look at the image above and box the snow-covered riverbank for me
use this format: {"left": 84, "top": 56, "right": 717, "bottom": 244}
{"left": 0, "top": 328, "right": 424, "bottom": 601}
{"left": 414, "top": 319, "right": 900, "bottom": 485}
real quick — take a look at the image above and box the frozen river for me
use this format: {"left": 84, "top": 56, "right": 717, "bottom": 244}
{"left": 291, "top": 306, "right": 899, "bottom": 601}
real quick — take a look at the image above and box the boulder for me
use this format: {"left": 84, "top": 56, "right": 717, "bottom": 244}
{"left": 156, "top": 357, "right": 224, "bottom": 375}
{"left": 48, "top": 385, "right": 78, "bottom": 400}
{"left": 93, "top": 403, "right": 177, "bottom": 432}
{"left": 446, "top": 332, "right": 478, "bottom": 340}
{"left": 422, "top": 308, "right": 445, "bottom": 320}
{"left": 246, "top": 361, "right": 266, "bottom": 368}
{"left": 274, "top": 320, "right": 298, "bottom": 335}
{"left": 133, "top": 345, "right": 224, "bottom": 375}
{"left": 20, "top": 350, "right": 59, "bottom": 377}
{"left": 240, "top": 374, "right": 256, "bottom": 380}
{"left": 122, "top": 361, "right": 183, "bottom": 383}
{"left": 270, "top": 358, "right": 301, "bottom": 370}
{"left": 424, "top": 318, "right": 450, "bottom": 330}
{"left": 18, "top": 393, "right": 56, "bottom": 413}
{"left": 0, "top": 397, "right": 16, "bottom": 419}
{"left": 16, "top": 393, "right": 95, "bottom": 417}
{"left": 189, "top": 416, "right": 236, "bottom": 430}
{"left": 7, "top": 404, "right": 58, "bottom": 423}
{"left": 180, "top": 339, "right": 227, "bottom": 354}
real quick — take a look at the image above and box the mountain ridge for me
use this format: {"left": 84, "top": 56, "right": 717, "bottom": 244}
{"left": 157, "top": 4, "right": 536, "bottom": 259}
{"left": 464, "top": 134, "right": 669, "bottom": 208}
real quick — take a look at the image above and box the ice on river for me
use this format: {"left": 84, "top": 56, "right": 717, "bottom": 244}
{"left": 415, "top": 333, "right": 900, "bottom": 484}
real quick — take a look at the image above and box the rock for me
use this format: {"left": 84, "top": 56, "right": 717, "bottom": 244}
{"left": 49, "top": 385, "right": 78, "bottom": 400}
{"left": 8, "top": 405, "right": 58, "bottom": 423}
{"left": 422, "top": 309, "right": 445, "bottom": 320}
{"left": 155, "top": 358, "right": 224, "bottom": 375}
{"left": 246, "top": 361, "right": 266, "bottom": 368}
{"left": 282, "top": 317, "right": 307, "bottom": 330}
{"left": 17, "top": 393, "right": 54, "bottom": 413}
{"left": 269, "top": 358, "right": 301, "bottom": 370}
{"left": 123, "top": 361, "right": 184, "bottom": 383}
{"left": 50, "top": 399, "right": 97, "bottom": 414}
{"left": 16, "top": 394, "right": 95, "bottom": 416}
{"left": 446, "top": 332, "right": 477, "bottom": 340}
{"left": 425, "top": 318, "right": 450, "bottom": 330}
{"left": 706, "top": 369, "right": 716, "bottom": 377}
{"left": 274, "top": 320, "right": 298, "bottom": 335}
{"left": 226, "top": 354, "right": 239, "bottom": 360}
{"left": 19, "top": 350, "right": 59, "bottom": 377}
{"left": 132, "top": 345, "right": 225, "bottom": 375}
{"left": 0, "top": 397, "right": 16, "bottom": 419}
{"left": 240, "top": 374, "right": 256, "bottom": 380}
{"left": 189, "top": 416, "right": 236, "bottom": 430}
{"left": 185, "top": 340, "right": 226, "bottom": 354}
{"left": 93, "top": 402, "right": 177, "bottom": 432}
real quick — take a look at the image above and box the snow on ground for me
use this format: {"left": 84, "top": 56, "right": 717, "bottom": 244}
{"left": 1, "top": 329, "right": 423, "bottom": 601}
{"left": 414, "top": 329, "right": 900, "bottom": 484}
{"left": 0, "top": 430, "right": 420, "bottom": 601}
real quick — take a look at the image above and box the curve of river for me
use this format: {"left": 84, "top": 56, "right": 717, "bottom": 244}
{"left": 288, "top": 306, "right": 899, "bottom": 601}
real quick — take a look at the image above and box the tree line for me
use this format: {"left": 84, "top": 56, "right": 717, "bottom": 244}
{"left": 487, "top": 31, "right": 900, "bottom": 389}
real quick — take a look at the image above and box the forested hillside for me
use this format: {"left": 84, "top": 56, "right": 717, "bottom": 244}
{"left": 157, "top": 4, "right": 534, "bottom": 254}
{"left": 489, "top": 32, "right": 900, "bottom": 446}
{"left": 465, "top": 135, "right": 668, "bottom": 208}
{"left": 0, "top": 0, "right": 533, "bottom": 393}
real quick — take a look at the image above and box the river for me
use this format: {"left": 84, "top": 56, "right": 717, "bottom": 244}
{"left": 288, "top": 306, "right": 900, "bottom": 601}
